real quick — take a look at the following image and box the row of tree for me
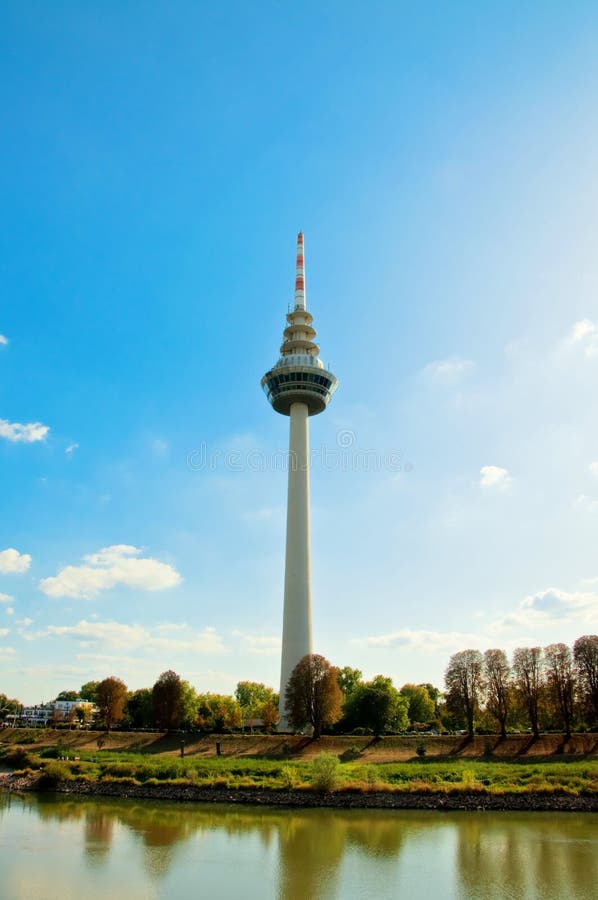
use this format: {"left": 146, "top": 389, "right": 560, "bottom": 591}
{"left": 443, "top": 637, "right": 598, "bottom": 739}
{"left": 2, "top": 634, "right": 596, "bottom": 738}
{"left": 283, "top": 636, "right": 598, "bottom": 739}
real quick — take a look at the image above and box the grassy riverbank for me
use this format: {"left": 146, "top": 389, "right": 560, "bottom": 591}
{"left": 1, "top": 729, "right": 597, "bottom": 802}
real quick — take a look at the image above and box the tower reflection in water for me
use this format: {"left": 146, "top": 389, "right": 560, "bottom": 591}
{"left": 2, "top": 795, "right": 596, "bottom": 899}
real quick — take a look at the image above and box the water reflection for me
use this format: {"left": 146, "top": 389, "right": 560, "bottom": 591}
{"left": 456, "top": 813, "right": 598, "bottom": 900}
{"left": 1, "top": 793, "right": 597, "bottom": 900}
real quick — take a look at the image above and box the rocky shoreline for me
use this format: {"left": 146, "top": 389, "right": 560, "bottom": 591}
{"left": 1, "top": 772, "right": 596, "bottom": 812}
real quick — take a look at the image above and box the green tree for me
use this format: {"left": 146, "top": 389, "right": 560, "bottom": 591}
{"left": 196, "top": 694, "right": 242, "bottom": 731}
{"left": 96, "top": 676, "right": 127, "bottom": 732}
{"left": 126, "top": 688, "right": 153, "bottom": 728}
{"left": 512, "top": 647, "right": 543, "bottom": 738}
{"left": 285, "top": 654, "right": 342, "bottom": 738}
{"left": 180, "top": 680, "right": 199, "bottom": 729}
{"left": 55, "top": 690, "right": 79, "bottom": 702}
{"left": 75, "top": 702, "right": 94, "bottom": 726}
{"left": 419, "top": 683, "right": 441, "bottom": 710}
{"left": 573, "top": 635, "right": 598, "bottom": 727}
{"left": 445, "top": 649, "right": 485, "bottom": 738}
{"left": 234, "top": 681, "right": 276, "bottom": 719}
{"left": 0, "top": 694, "right": 21, "bottom": 722}
{"left": 80, "top": 681, "right": 100, "bottom": 703}
{"left": 544, "top": 643, "right": 575, "bottom": 740}
{"left": 483, "top": 649, "right": 512, "bottom": 738}
{"left": 344, "top": 675, "right": 408, "bottom": 735}
{"left": 260, "top": 697, "right": 279, "bottom": 731}
{"left": 337, "top": 666, "right": 363, "bottom": 698}
{"left": 400, "top": 684, "right": 436, "bottom": 725}
{"left": 153, "top": 670, "right": 184, "bottom": 731}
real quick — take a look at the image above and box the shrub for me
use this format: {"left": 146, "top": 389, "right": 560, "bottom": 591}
{"left": 311, "top": 753, "right": 341, "bottom": 792}
{"left": 340, "top": 746, "right": 361, "bottom": 762}
{"left": 2, "top": 747, "right": 40, "bottom": 769}
{"left": 38, "top": 761, "right": 72, "bottom": 788}
{"left": 280, "top": 765, "right": 299, "bottom": 789}
{"left": 416, "top": 741, "right": 427, "bottom": 758}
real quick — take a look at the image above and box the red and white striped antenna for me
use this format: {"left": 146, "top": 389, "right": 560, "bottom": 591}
{"left": 294, "top": 232, "right": 306, "bottom": 310}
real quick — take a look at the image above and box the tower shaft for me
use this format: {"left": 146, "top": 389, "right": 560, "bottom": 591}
{"left": 279, "top": 401, "right": 312, "bottom": 729}
{"left": 261, "top": 234, "right": 338, "bottom": 732}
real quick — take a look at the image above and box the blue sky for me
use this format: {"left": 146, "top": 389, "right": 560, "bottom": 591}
{"left": 1, "top": 2, "right": 598, "bottom": 703}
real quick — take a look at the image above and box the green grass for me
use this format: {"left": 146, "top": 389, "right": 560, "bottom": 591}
{"left": 3, "top": 743, "right": 597, "bottom": 795}
{"left": 2, "top": 733, "right": 597, "bottom": 795}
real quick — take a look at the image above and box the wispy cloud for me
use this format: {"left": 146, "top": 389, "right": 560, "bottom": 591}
{"left": 0, "top": 334, "right": 8, "bottom": 346}
{"left": 0, "top": 419, "right": 49, "bottom": 443}
{"left": 41, "top": 618, "right": 224, "bottom": 653}
{"left": 0, "top": 593, "right": 14, "bottom": 604}
{"left": 423, "top": 357, "right": 475, "bottom": 385}
{"left": 65, "top": 443, "right": 79, "bottom": 455}
{"left": 491, "top": 587, "right": 598, "bottom": 633}
{"left": 233, "top": 629, "right": 281, "bottom": 655}
{"left": 39, "top": 545, "right": 182, "bottom": 599}
{"left": 563, "top": 319, "right": 598, "bottom": 359}
{"left": 589, "top": 461, "right": 598, "bottom": 477}
{"left": 480, "top": 465, "right": 512, "bottom": 491}
{"left": 359, "top": 582, "right": 598, "bottom": 656}
{"left": 0, "top": 548, "right": 31, "bottom": 574}
{"left": 358, "top": 627, "right": 484, "bottom": 653}
{"left": 575, "top": 494, "right": 598, "bottom": 513}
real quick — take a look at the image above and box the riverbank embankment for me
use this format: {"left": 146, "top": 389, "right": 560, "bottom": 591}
{"left": 1, "top": 729, "right": 597, "bottom": 761}
{"left": 2, "top": 771, "right": 597, "bottom": 812}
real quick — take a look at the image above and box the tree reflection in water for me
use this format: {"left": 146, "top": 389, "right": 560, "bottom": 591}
{"left": 456, "top": 812, "right": 598, "bottom": 900}
{"left": 1, "top": 794, "right": 596, "bottom": 899}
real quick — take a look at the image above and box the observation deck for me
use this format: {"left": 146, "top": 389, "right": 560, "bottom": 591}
{"left": 261, "top": 234, "right": 338, "bottom": 416}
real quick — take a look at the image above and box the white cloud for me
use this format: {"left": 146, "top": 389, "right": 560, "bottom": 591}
{"left": 151, "top": 439, "right": 169, "bottom": 457}
{"left": 423, "top": 357, "right": 475, "bottom": 385}
{"left": 0, "top": 647, "right": 15, "bottom": 658}
{"left": 0, "top": 628, "right": 9, "bottom": 637}
{"left": 492, "top": 587, "right": 598, "bottom": 632}
{"left": 0, "top": 419, "right": 49, "bottom": 443}
{"left": 0, "top": 334, "right": 8, "bottom": 345}
{"left": 358, "top": 627, "right": 485, "bottom": 654}
{"left": 5, "top": 608, "right": 14, "bottom": 616}
{"left": 480, "top": 465, "right": 512, "bottom": 490}
{"left": 589, "top": 461, "right": 598, "bottom": 477}
{"left": 39, "top": 544, "right": 182, "bottom": 599}
{"left": 0, "top": 548, "right": 31, "bottom": 574}
{"left": 16, "top": 617, "right": 33, "bottom": 627}
{"left": 0, "top": 593, "right": 14, "bottom": 604}
{"left": 233, "top": 629, "right": 281, "bottom": 655}
{"left": 42, "top": 618, "right": 224, "bottom": 653}
{"left": 564, "top": 319, "right": 598, "bottom": 358}
{"left": 65, "top": 443, "right": 79, "bottom": 455}
{"left": 575, "top": 493, "right": 598, "bottom": 513}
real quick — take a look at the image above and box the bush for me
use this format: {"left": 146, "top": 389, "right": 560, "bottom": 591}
{"left": 2, "top": 746, "right": 40, "bottom": 769}
{"left": 340, "top": 746, "right": 361, "bottom": 762}
{"left": 311, "top": 753, "right": 341, "bottom": 792}
{"left": 351, "top": 727, "right": 373, "bottom": 736}
{"left": 38, "top": 761, "right": 72, "bottom": 788}
{"left": 416, "top": 741, "right": 427, "bottom": 758}
{"left": 280, "top": 765, "right": 299, "bottom": 789}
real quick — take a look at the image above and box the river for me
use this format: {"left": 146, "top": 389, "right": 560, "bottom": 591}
{"left": 0, "top": 793, "right": 596, "bottom": 899}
